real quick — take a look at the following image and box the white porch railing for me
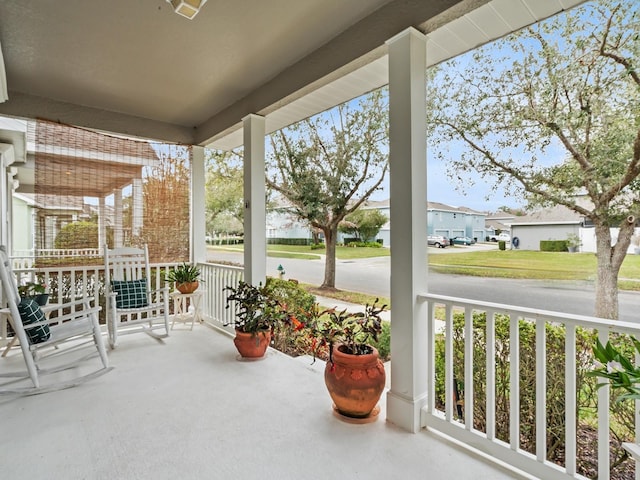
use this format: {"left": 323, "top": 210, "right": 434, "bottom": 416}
{"left": 197, "top": 262, "right": 243, "bottom": 335}
{"left": 6, "top": 256, "right": 636, "bottom": 479}
{"left": 421, "top": 293, "right": 639, "bottom": 480}
{"left": 9, "top": 257, "right": 180, "bottom": 320}
{"left": 12, "top": 249, "right": 103, "bottom": 268}
{"left": 8, "top": 258, "right": 242, "bottom": 326}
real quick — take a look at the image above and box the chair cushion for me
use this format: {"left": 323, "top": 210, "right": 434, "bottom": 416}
{"left": 17, "top": 298, "right": 51, "bottom": 344}
{"left": 112, "top": 279, "right": 149, "bottom": 309}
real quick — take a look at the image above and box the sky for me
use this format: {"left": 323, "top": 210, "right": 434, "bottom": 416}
{"left": 368, "top": 0, "right": 609, "bottom": 214}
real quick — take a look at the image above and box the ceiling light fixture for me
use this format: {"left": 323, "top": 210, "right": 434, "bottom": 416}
{"left": 166, "top": 0, "right": 208, "bottom": 20}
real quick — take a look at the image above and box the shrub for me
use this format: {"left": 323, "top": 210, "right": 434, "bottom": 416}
{"left": 540, "top": 240, "right": 568, "bottom": 252}
{"left": 433, "top": 312, "right": 635, "bottom": 478}
{"left": 267, "top": 238, "right": 312, "bottom": 245}
{"left": 370, "top": 320, "right": 390, "bottom": 361}
{"left": 54, "top": 221, "right": 99, "bottom": 249}
{"left": 264, "top": 278, "right": 317, "bottom": 357}
{"left": 343, "top": 240, "right": 382, "bottom": 248}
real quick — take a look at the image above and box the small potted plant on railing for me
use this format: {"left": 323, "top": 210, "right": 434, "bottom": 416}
{"left": 309, "top": 300, "right": 387, "bottom": 420}
{"left": 165, "top": 263, "right": 201, "bottom": 293}
{"left": 224, "top": 281, "right": 291, "bottom": 359}
{"left": 18, "top": 281, "right": 49, "bottom": 306}
{"left": 631, "top": 235, "right": 640, "bottom": 255}
{"left": 588, "top": 337, "right": 640, "bottom": 462}
{"left": 566, "top": 233, "right": 581, "bottom": 253}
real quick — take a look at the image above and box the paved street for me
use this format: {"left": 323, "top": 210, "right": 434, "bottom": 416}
{"left": 207, "top": 246, "right": 640, "bottom": 322}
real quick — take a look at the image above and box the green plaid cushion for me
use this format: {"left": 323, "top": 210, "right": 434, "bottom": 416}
{"left": 17, "top": 298, "right": 51, "bottom": 344}
{"left": 112, "top": 279, "right": 149, "bottom": 309}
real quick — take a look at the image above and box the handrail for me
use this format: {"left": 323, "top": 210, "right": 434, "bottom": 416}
{"left": 419, "top": 292, "right": 640, "bottom": 480}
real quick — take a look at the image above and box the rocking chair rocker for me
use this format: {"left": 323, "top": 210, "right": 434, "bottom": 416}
{"left": 0, "top": 246, "right": 112, "bottom": 395}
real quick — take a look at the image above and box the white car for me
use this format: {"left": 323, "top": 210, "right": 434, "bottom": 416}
{"left": 490, "top": 232, "right": 511, "bottom": 242}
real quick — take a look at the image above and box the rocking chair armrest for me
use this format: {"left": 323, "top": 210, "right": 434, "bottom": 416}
{"left": 149, "top": 286, "right": 170, "bottom": 300}
{"left": 23, "top": 304, "right": 102, "bottom": 330}
{"left": 149, "top": 286, "right": 169, "bottom": 294}
{"left": 41, "top": 297, "right": 96, "bottom": 314}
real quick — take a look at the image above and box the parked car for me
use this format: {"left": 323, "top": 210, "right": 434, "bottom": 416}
{"left": 490, "top": 232, "right": 511, "bottom": 242}
{"left": 451, "top": 236, "right": 476, "bottom": 246}
{"left": 427, "top": 235, "right": 449, "bottom": 248}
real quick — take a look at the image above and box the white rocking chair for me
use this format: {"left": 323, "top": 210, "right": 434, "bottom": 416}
{"left": 104, "top": 245, "right": 169, "bottom": 348}
{"left": 0, "top": 246, "right": 112, "bottom": 395}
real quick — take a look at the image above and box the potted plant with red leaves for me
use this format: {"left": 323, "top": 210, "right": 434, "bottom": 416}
{"left": 310, "top": 300, "right": 387, "bottom": 420}
{"left": 224, "top": 281, "right": 290, "bottom": 359}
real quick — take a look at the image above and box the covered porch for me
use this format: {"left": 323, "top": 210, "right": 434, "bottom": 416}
{"left": 1, "top": 1, "right": 634, "bottom": 479}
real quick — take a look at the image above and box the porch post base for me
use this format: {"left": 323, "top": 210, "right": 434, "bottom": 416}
{"left": 386, "top": 390, "right": 428, "bottom": 433}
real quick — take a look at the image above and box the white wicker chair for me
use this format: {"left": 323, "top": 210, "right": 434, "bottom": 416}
{"left": 104, "top": 245, "right": 169, "bottom": 348}
{"left": 0, "top": 246, "right": 111, "bottom": 394}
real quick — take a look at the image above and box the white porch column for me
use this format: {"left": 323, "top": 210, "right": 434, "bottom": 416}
{"left": 132, "top": 177, "right": 143, "bottom": 237}
{"left": 385, "top": 27, "right": 428, "bottom": 433}
{"left": 98, "top": 197, "right": 107, "bottom": 249}
{"left": 191, "top": 145, "right": 206, "bottom": 264}
{"left": 113, "top": 189, "right": 123, "bottom": 247}
{"left": 6, "top": 169, "right": 17, "bottom": 255}
{"left": 0, "top": 144, "right": 14, "bottom": 248}
{"left": 242, "top": 114, "right": 266, "bottom": 286}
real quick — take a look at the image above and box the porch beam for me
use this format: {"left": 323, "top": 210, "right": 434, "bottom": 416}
{"left": 242, "top": 114, "right": 266, "bottom": 286}
{"left": 385, "top": 27, "right": 428, "bottom": 433}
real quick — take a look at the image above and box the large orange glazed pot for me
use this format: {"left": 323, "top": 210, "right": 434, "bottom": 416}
{"left": 324, "top": 344, "right": 385, "bottom": 418}
{"left": 233, "top": 329, "right": 271, "bottom": 358}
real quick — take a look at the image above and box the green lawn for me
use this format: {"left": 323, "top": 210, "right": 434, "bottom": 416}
{"left": 209, "top": 245, "right": 640, "bottom": 291}
{"left": 209, "top": 244, "right": 390, "bottom": 260}
{"left": 429, "top": 250, "right": 640, "bottom": 290}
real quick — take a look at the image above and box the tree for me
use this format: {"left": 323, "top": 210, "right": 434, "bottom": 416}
{"left": 205, "top": 149, "right": 244, "bottom": 236}
{"left": 339, "top": 208, "right": 388, "bottom": 242}
{"left": 55, "top": 221, "right": 99, "bottom": 249}
{"left": 267, "top": 89, "right": 389, "bottom": 288}
{"left": 427, "top": 0, "right": 640, "bottom": 319}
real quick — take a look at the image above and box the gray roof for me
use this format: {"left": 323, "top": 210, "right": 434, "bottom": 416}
{"left": 510, "top": 205, "right": 583, "bottom": 225}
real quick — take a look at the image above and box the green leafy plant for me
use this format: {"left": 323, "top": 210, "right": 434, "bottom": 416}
{"left": 263, "top": 278, "right": 317, "bottom": 357}
{"left": 309, "top": 300, "right": 387, "bottom": 363}
{"left": 566, "top": 233, "right": 582, "bottom": 248}
{"left": 165, "top": 263, "right": 201, "bottom": 284}
{"left": 224, "top": 281, "right": 291, "bottom": 334}
{"left": 18, "top": 281, "right": 47, "bottom": 297}
{"left": 587, "top": 337, "right": 640, "bottom": 402}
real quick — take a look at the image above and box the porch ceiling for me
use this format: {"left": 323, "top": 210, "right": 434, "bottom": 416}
{"left": 0, "top": 0, "right": 586, "bottom": 150}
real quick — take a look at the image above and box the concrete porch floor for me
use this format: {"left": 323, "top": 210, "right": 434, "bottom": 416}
{"left": 0, "top": 324, "right": 526, "bottom": 479}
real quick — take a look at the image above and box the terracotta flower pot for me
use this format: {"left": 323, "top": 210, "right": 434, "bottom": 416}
{"left": 324, "top": 344, "right": 385, "bottom": 418}
{"left": 176, "top": 281, "right": 199, "bottom": 294}
{"left": 233, "top": 329, "right": 271, "bottom": 358}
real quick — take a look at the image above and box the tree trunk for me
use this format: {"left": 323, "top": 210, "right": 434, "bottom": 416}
{"left": 322, "top": 225, "right": 338, "bottom": 289}
{"left": 593, "top": 219, "right": 635, "bottom": 319}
